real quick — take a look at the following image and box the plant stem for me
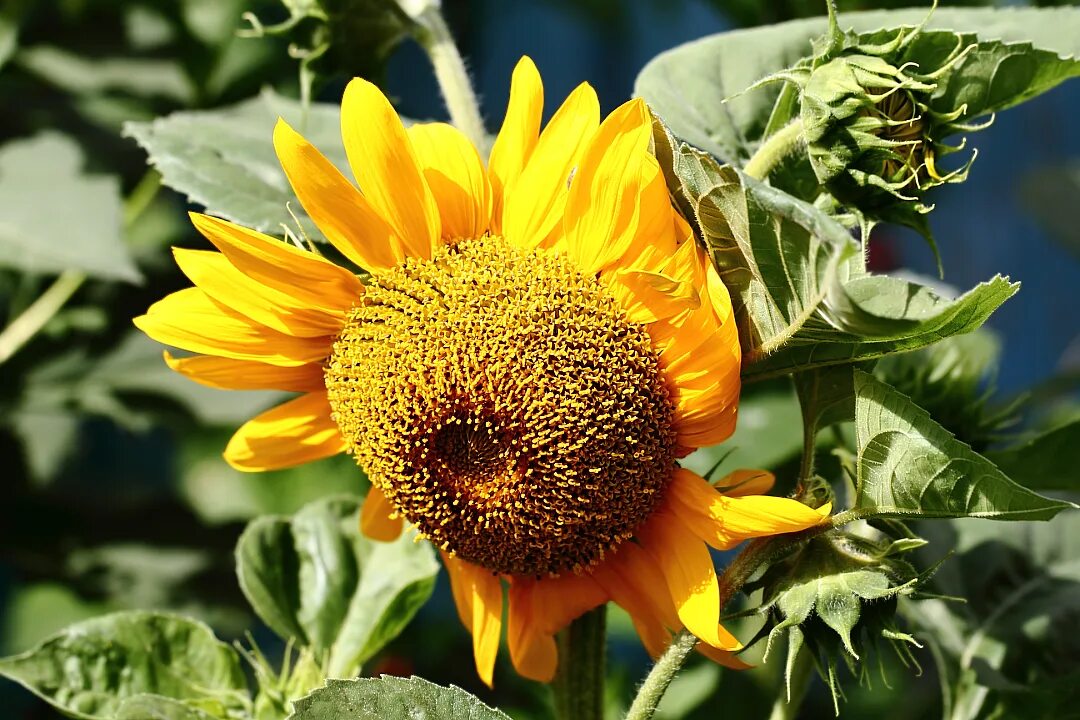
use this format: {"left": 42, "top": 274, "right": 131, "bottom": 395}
{"left": 624, "top": 630, "right": 697, "bottom": 720}
{"left": 624, "top": 535, "right": 809, "bottom": 720}
{"left": 743, "top": 119, "right": 805, "bottom": 181}
{"left": 0, "top": 170, "right": 160, "bottom": 365}
{"left": 415, "top": 7, "right": 487, "bottom": 152}
{"left": 0, "top": 270, "right": 86, "bottom": 364}
{"left": 554, "top": 605, "right": 607, "bottom": 720}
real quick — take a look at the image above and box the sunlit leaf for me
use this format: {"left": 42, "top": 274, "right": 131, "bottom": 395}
{"left": 853, "top": 370, "right": 1075, "bottom": 521}
{"left": 288, "top": 676, "right": 511, "bottom": 720}
{"left": 741, "top": 275, "right": 1018, "bottom": 380}
{"left": 0, "top": 612, "right": 248, "bottom": 720}
{"left": 123, "top": 89, "right": 349, "bottom": 242}
{"left": 653, "top": 124, "right": 1014, "bottom": 382}
{"left": 635, "top": 7, "right": 1080, "bottom": 164}
{"left": 656, "top": 136, "right": 858, "bottom": 365}
{"left": 0, "top": 133, "right": 139, "bottom": 282}
{"left": 236, "top": 495, "right": 439, "bottom": 678}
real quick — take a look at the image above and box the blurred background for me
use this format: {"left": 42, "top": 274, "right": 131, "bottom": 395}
{"left": 1, "top": 1, "right": 1077, "bottom": 718}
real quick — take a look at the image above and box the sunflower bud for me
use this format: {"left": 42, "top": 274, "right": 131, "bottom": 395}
{"left": 762, "top": 9, "right": 987, "bottom": 238}
{"left": 748, "top": 528, "right": 935, "bottom": 708}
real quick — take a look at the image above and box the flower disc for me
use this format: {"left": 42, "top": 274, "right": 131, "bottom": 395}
{"left": 326, "top": 236, "right": 678, "bottom": 576}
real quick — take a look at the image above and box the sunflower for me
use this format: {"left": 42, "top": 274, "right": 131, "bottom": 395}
{"left": 135, "top": 57, "right": 830, "bottom": 686}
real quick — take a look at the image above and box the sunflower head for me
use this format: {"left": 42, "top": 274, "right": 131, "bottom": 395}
{"left": 135, "top": 56, "right": 829, "bottom": 686}
{"left": 326, "top": 234, "right": 679, "bottom": 576}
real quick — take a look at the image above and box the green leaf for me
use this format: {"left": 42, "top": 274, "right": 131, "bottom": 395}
{"left": 288, "top": 676, "right": 511, "bottom": 720}
{"left": 853, "top": 370, "right": 1075, "bottom": 521}
{"left": 656, "top": 128, "right": 1014, "bottom": 382}
{"left": 17, "top": 45, "right": 192, "bottom": 102}
{"left": 747, "top": 274, "right": 1019, "bottom": 382}
{"left": 635, "top": 7, "right": 1080, "bottom": 164}
{"left": 0, "top": 10, "right": 16, "bottom": 70}
{"left": 114, "top": 695, "right": 218, "bottom": 720}
{"left": 236, "top": 495, "right": 439, "bottom": 678}
{"left": 985, "top": 420, "right": 1080, "bottom": 492}
{"left": 662, "top": 141, "right": 859, "bottom": 364}
{"left": 794, "top": 364, "right": 857, "bottom": 436}
{"left": 0, "top": 133, "right": 139, "bottom": 282}
{"left": 0, "top": 611, "right": 248, "bottom": 720}
{"left": 123, "top": 89, "right": 349, "bottom": 242}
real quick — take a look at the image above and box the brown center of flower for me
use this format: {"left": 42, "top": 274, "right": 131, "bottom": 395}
{"left": 325, "top": 235, "right": 678, "bottom": 576}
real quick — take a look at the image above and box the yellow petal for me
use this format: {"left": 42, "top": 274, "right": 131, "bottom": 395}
{"left": 605, "top": 268, "right": 699, "bottom": 324}
{"left": 564, "top": 98, "right": 659, "bottom": 275}
{"left": 360, "top": 485, "right": 403, "bottom": 542}
{"left": 501, "top": 82, "right": 599, "bottom": 250}
{"left": 443, "top": 554, "right": 503, "bottom": 688}
{"left": 637, "top": 508, "right": 739, "bottom": 650}
{"left": 173, "top": 248, "right": 346, "bottom": 337}
{"left": 488, "top": 56, "right": 543, "bottom": 233}
{"left": 408, "top": 122, "right": 492, "bottom": 241}
{"left": 666, "top": 467, "right": 831, "bottom": 551}
{"left": 591, "top": 542, "right": 679, "bottom": 633}
{"left": 224, "top": 391, "right": 345, "bottom": 471}
{"left": 714, "top": 469, "right": 776, "bottom": 498}
{"left": 341, "top": 78, "right": 439, "bottom": 260}
{"left": 135, "top": 288, "right": 330, "bottom": 367}
{"left": 189, "top": 213, "right": 362, "bottom": 313}
{"left": 164, "top": 351, "right": 324, "bottom": 392}
{"left": 507, "top": 581, "right": 558, "bottom": 683}
{"left": 273, "top": 119, "right": 404, "bottom": 272}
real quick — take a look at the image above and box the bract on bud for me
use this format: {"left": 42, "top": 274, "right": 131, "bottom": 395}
{"left": 746, "top": 529, "right": 937, "bottom": 710}
{"left": 758, "top": 6, "right": 991, "bottom": 244}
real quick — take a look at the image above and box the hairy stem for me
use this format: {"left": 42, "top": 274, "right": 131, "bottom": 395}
{"left": 554, "top": 605, "right": 607, "bottom": 720}
{"left": 623, "top": 630, "right": 697, "bottom": 720}
{"left": 415, "top": 7, "right": 487, "bottom": 152}
{"left": 0, "top": 270, "right": 86, "bottom": 364}
{"left": 744, "top": 119, "right": 805, "bottom": 181}
{"left": 624, "top": 534, "right": 811, "bottom": 720}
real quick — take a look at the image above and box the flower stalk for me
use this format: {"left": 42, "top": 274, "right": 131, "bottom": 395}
{"left": 744, "top": 119, "right": 805, "bottom": 181}
{"left": 554, "top": 606, "right": 607, "bottom": 720}
{"left": 414, "top": 6, "right": 488, "bottom": 152}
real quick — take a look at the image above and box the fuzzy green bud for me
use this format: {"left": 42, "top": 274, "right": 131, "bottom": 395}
{"left": 755, "top": 8, "right": 989, "bottom": 240}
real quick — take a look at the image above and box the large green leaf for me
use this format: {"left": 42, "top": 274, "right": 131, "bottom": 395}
{"left": 745, "top": 274, "right": 1019, "bottom": 382}
{"left": 123, "top": 89, "right": 348, "bottom": 242}
{"left": 985, "top": 419, "right": 1080, "bottom": 492}
{"left": 0, "top": 612, "right": 248, "bottom": 720}
{"left": 236, "top": 495, "right": 439, "bottom": 678}
{"left": 0, "top": 133, "right": 139, "bottom": 282}
{"left": 661, "top": 137, "right": 858, "bottom": 363}
{"left": 288, "top": 677, "right": 511, "bottom": 720}
{"left": 853, "top": 370, "right": 1075, "bottom": 521}
{"left": 635, "top": 7, "right": 1080, "bottom": 164}
{"left": 656, "top": 126, "right": 1014, "bottom": 382}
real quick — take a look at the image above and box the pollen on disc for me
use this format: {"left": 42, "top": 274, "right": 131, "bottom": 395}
{"left": 325, "top": 235, "right": 678, "bottom": 577}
